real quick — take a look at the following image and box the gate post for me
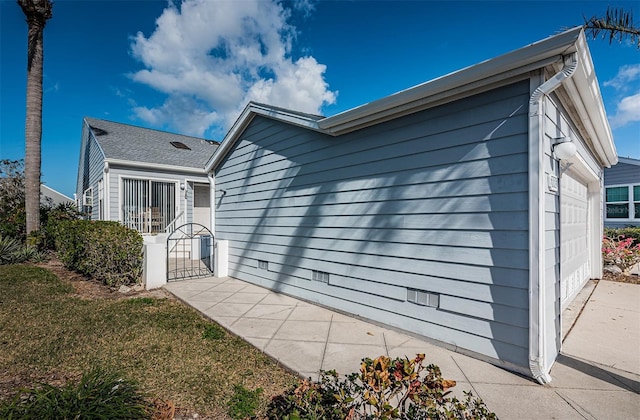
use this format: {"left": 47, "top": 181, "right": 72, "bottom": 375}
{"left": 215, "top": 240, "right": 228, "bottom": 278}
{"left": 144, "top": 241, "right": 167, "bottom": 290}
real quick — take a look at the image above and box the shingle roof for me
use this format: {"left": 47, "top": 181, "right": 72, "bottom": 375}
{"left": 84, "top": 117, "right": 219, "bottom": 169}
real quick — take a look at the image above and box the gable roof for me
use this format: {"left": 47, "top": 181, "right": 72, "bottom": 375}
{"left": 41, "top": 185, "right": 74, "bottom": 206}
{"left": 616, "top": 157, "right": 640, "bottom": 166}
{"left": 205, "top": 27, "right": 616, "bottom": 172}
{"left": 84, "top": 117, "right": 219, "bottom": 170}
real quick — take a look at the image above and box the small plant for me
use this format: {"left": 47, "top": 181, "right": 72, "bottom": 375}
{"left": 267, "top": 354, "right": 497, "bottom": 419}
{"left": 0, "top": 235, "right": 21, "bottom": 264}
{"left": 202, "top": 323, "right": 226, "bottom": 340}
{"left": 0, "top": 235, "right": 47, "bottom": 265}
{"left": 227, "top": 384, "right": 263, "bottom": 419}
{"left": 602, "top": 234, "right": 640, "bottom": 273}
{"left": 0, "top": 368, "right": 149, "bottom": 419}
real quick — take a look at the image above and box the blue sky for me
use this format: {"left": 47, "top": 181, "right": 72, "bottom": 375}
{"left": 1, "top": 0, "right": 639, "bottom": 197}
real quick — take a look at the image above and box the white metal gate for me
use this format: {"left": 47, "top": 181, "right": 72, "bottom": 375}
{"left": 560, "top": 172, "right": 590, "bottom": 310}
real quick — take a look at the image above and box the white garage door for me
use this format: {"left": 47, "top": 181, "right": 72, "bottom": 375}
{"left": 560, "top": 171, "right": 590, "bottom": 310}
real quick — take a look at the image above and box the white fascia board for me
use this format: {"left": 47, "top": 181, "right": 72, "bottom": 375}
{"left": 105, "top": 158, "right": 206, "bottom": 175}
{"left": 204, "top": 102, "right": 322, "bottom": 173}
{"left": 319, "top": 27, "right": 584, "bottom": 135}
{"left": 562, "top": 32, "right": 617, "bottom": 167}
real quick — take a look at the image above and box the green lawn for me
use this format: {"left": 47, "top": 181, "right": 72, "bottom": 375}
{"left": 0, "top": 264, "right": 298, "bottom": 418}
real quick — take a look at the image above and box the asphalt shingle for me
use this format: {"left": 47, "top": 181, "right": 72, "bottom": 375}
{"left": 84, "top": 117, "right": 219, "bottom": 169}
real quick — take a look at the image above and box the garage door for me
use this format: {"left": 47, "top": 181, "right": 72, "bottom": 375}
{"left": 560, "top": 171, "right": 590, "bottom": 310}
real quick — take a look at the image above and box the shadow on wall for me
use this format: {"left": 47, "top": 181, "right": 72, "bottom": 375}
{"left": 215, "top": 80, "right": 533, "bottom": 370}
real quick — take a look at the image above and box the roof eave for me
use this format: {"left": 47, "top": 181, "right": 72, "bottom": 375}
{"left": 204, "top": 102, "right": 323, "bottom": 172}
{"left": 105, "top": 158, "right": 208, "bottom": 175}
{"left": 319, "top": 27, "right": 585, "bottom": 134}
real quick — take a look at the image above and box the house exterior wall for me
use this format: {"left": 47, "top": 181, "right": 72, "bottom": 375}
{"left": 76, "top": 123, "right": 106, "bottom": 219}
{"left": 214, "top": 81, "right": 532, "bottom": 369}
{"left": 604, "top": 160, "right": 640, "bottom": 228}
{"left": 106, "top": 166, "right": 208, "bottom": 225}
{"left": 541, "top": 94, "right": 602, "bottom": 368}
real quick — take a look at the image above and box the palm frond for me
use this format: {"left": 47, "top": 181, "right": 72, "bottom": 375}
{"left": 584, "top": 7, "right": 640, "bottom": 49}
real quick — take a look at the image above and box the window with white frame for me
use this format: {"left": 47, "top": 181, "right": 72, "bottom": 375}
{"left": 605, "top": 185, "right": 640, "bottom": 220}
{"left": 122, "top": 179, "right": 176, "bottom": 233}
{"left": 82, "top": 187, "right": 93, "bottom": 207}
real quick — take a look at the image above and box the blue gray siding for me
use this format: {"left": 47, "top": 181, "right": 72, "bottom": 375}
{"left": 106, "top": 166, "right": 208, "bottom": 223}
{"left": 605, "top": 161, "right": 640, "bottom": 186}
{"left": 215, "top": 81, "right": 532, "bottom": 368}
{"left": 76, "top": 123, "right": 106, "bottom": 219}
{"left": 604, "top": 161, "right": 640, "bottom": 228}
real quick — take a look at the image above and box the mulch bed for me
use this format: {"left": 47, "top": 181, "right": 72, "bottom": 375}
{"left": 601, "top": 271, "right": 640, "bottom": 285}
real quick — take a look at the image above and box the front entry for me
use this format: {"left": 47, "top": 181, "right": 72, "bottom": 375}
{"left": 193, "top": 183, "right": 211, "bottom": 232}
{"left": 167, "top": 223, "right": 214, "bottom": 281}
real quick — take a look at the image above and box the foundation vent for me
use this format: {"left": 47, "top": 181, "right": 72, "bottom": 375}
{"left": 407, "top": 289, "right": 440, "bottom": 308}
{"left": 312, "top": 270, "right": 329, "bottom": 283}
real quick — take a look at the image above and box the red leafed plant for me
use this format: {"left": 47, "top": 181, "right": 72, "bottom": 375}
{"left": 602, "top": 235, "right": 640, "bottom": 273}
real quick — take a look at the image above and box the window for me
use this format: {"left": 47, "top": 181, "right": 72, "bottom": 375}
{"left": 82, "top": 188, "right": 93, "bottom": 206}
{"left": 122, "top": 179, "right": 176, "bottom": 233}
{"left": 605, "top": 185, "right": 640, "bottom": 220}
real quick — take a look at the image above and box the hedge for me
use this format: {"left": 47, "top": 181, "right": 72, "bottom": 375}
{"left": 604, "top": 226, "right": 640, "bottom": 245}
{"left": 50, "top": 220, "right": 143, "bottom": 286}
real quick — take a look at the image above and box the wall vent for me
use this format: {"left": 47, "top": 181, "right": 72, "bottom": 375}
{"left": 258, "top": 260, "right": 268, "bottom": 270}
{"left": 312, "top": 270, "right": 329, "bottom": 283}
{"left": 407, "top": 289, "right": 440, "bottom": 308}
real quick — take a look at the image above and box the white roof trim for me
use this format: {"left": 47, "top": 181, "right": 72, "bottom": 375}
{"left": 319, "top": 27, "right": 584, "bottom": 134}
{"left": 105, "top": 158, "right": 207, "bottom": 175}
{"left": 204, "top": 102, "right": 322, "bottom": 172}
{"left": 205, "top": 27, "right": 616, "bottom": 171}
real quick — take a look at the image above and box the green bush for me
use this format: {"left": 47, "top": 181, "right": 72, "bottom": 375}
{"left": 52, "top": 220, "right": 143, "bottom": 286}
{"left": 267, "top": 354, "right": 496, "bottom": 420}
{"left": 0, "top": 368, "right": 149, "bottom": 419}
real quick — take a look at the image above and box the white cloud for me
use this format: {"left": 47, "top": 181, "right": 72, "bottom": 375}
{"left": 604, "top": 64, "right": 640, "bottom": 90}
{"left": 609, "top": 92, "right": 640, "bottom": 128}
{"left": 129, "top": 0, "right": 335, "bottom": 138}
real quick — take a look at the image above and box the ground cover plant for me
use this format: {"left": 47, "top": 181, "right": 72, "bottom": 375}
{"left": 0, "top": 262, "right": 297, "bottom": 419}
{"left": 267, "top": 354, "right": 496, "bottom": 419}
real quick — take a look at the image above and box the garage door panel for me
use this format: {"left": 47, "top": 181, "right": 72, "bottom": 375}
{"left": 560, "top": 172, "right": 590, "bottom": 309}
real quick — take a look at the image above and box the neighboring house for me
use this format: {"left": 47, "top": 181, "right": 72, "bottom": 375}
{"left": 41, "top": 184, "right": 74, "bottom": 207}
{"left": 604, "top": 157, "right": 640, "bottom": 227}
{"left": 204, "top": 28, "right": 616, "bottom": 383}
{"left": 76, "top": 117, "right": 219, "bottom": 234}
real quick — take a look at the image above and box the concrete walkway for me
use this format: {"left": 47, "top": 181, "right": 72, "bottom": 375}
{"left": 164, "top": 277, "right": 639, "bottom": 419}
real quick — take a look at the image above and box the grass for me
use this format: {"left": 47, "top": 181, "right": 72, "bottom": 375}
{"left": 0, "top": 264, "right": 298, "bottom": 418}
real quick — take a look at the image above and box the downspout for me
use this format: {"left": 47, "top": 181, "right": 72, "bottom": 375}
{"left": 528, "top": 52, "right": 578, "bottom": 384}
{"left": 209, "top": 173, "right": 215, "bottom": 236}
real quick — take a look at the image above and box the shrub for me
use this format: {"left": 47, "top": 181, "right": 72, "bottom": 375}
{"left": 52, "top": 220, "right": 143, "bottom": 286}
{"left": 227, "top": 384, "right": 263, "bottom": 419}
{"left": 604, "top": 227, "right": 640, "bottom": 245}
{"left": 0, "top": 368, "right": 149, "bottom": 419}
{"left": 602, "top": 234, "right": 640, "bottom": 273}
{"left": 267, "top": 354, "right": 496, "bottom": 420}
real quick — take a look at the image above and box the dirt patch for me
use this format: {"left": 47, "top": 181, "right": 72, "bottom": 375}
{"left": 35, "top": 259, "right": 172, "bottom": 300}
{"left": 601, "top": 271, "right": 640, "bottom": 285}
